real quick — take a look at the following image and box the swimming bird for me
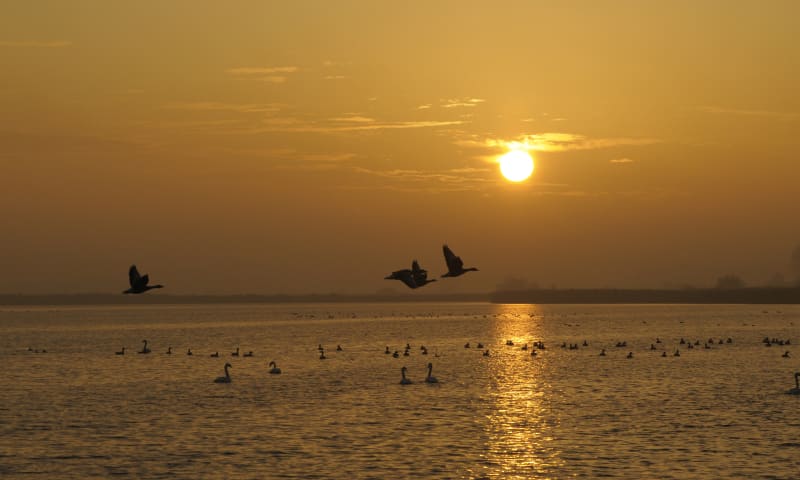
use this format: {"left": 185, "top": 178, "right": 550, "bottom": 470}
{"left": 115, "top": 347, "right": 125, "bottom": 355}
{"left": 599, "top": 349, "right": 606, "bottom": 356}
{"left": 268, "top": 361, "right": 282, "bottom": 374}
{"left": 336, "top": 345, "right": 343, "bottom": 351}
{"left": 782, "top": 351, "right": 791, "bottom": 358}
{"left": 231, "top": 347, "right": 239, "bottom": 357}
{"left": 123, "top": 265, "right": 164, "bottom": 294}
{"left": 210, "top": 351, "right": 219, "bottom": 358}
{"left": 138, "top": 340, "right": 151, "bottom": 354}
{"left": 627, "top": 352, "right": 633, "bottom": 359}
{"left": 186, "top": 348, "right": 193, "bottom": 356}
{"left": 214, "top": 363, "right": 232, "bottom": 383}
{"left": 788, "top": 372, "right": 800, "bottom": 395}
{"left": 385, "top": 346, "right": 391, "bottom": 354}
{"left": 483, "top": 349, "right": 490, "bottom": 357}
{"left": 440, "top": 244, "right": 478, "bottom": 278}
{"left": 243, "top": 351, "right": 254, "bottom": 357}
{"left": 165, "top": 346, "right": 172, "bottom": 355}
{"left": 320, "top": 349, "right": 326, "bottom": 360}
{"left": 425, "top": 363, "right": 438, "bottom": 383}
{"left": 399, "top": 366, "right": 412, "bottom": 385}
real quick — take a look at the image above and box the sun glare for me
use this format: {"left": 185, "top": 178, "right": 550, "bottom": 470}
{"left": 498, "top": 150, "right": 534, "bottom": 182}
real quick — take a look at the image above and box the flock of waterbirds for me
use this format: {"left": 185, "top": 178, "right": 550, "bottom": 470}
{"left": 22, "top": 253, "right": 800, "bottom": 394}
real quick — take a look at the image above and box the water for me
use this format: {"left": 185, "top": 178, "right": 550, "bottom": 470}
{"left": 1, "top": 303, "right": 799, "bottom": 479}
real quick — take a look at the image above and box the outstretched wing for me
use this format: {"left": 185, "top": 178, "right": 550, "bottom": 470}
{"left": 442, "top": 245, "right": 464, "bottom": 271}
{"left": 129, "top": 265, "right": 142, "bottom": 288}
{"left": 411, "top": 260, "right": 428, "bottom": 282}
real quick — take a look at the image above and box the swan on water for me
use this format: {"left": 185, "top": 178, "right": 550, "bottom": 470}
{"left": 231, "top": 347, "right": 240, "bottom": 357}
{"left": 440, "top": 244, "right": 478, "bottom": 278}
{"left": 210, "top": 351, "right": 219, "bottom": 358}
{"left": 115, "top": 347, "right": 125, "bottom": 355}
{"left": 214, "top": 363, "right": 232, "bottom": 383}
{"left": 425, "top": 363, "right": 438, "bottom": 383}
{"left": 138, "top": 340, "right": 151, "bottom": 354}
{"left": 187, "top": 348, "right": 193, "bottom": 356}
{"left": 123, "top": 265, "right": 164, "bottom": 294}
{"left": 269, "top": 361, "right": 282, "bottom": 374}
{"left": 165, "top": 346, "right": 172, "bottom": 355}
{"left": 400, "top": 366, "right": 412, "bottom": 385}
{"left": 787, "top": 372, "right": 800, "bottom": 395}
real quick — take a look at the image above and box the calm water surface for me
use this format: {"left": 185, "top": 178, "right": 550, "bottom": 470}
{"left": 1, "top": 303, "right": 799, "bottom": 479}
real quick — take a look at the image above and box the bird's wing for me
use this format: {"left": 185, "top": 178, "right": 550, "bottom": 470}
{"left": 412, "top": 260, "right": 428, "bottom": 282}
{"left": 140, "top": 274, "right": 150, "bottom": 287}
{"left": 412, "top": 260, "right": 428, "bottom": 275}
{"left": 443, "top": 245, "right": 463, "bottom": 270}
{"left": 128, "top": 265, "right": 141, "bottom": 288}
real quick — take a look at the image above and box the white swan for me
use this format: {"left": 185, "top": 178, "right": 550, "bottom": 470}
{"left": 425, "top": 363, "right": 438, "bottom": 383}
{"left": 138, "top": 340, "right": 151, "bottom": 354}
{"left": 214, "top": 363, "right": 232, "bottom": 383}
{"left": 269, "top": 361, "right": 282, "bottom": 374}
{"left": 788, "top": 372, "right": 800, "bottom": 395}
{"left": 400, "top": 366, "right": 412, "bottom": 385}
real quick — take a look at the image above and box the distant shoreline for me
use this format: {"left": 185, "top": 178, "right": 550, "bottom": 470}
{"left": 489, "top": 287, "right": 800, "bottom": 304}
{"left": 1, "top": 287, "right": 799, "bottom": 305}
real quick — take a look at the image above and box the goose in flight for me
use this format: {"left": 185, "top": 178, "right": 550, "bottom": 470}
{"left": 384, "top": 260, "right": 436, "bottom": 289}
{"left": 440, "top": 245, "right": 478, "bottom": 278}
{"left": 123, "top": 265, "right": 164, "bottom": 294}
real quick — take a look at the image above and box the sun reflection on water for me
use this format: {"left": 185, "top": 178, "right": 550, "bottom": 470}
{"left": 474, "top": 305, "right": 565, "bottom": 479}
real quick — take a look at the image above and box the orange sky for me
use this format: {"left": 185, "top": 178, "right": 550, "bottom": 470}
{"left": 2, "top": 1, "right": 799, "bottom": 294}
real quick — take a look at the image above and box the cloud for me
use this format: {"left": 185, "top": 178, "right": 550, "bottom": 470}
{"left": 697, "top": 105, "right": 798, "bottom": 120}
{"left": 226, "top": 66, "right": 299, "bottom": 75}
{"left": 329, "top": 115, "right": 375, "bottom": 123}
{"left": 610, "top": 158, "right": 634, "bottom": 164}
{"left": 324, "top": 75, "right": 347, "bottom": 80}
{"left": 164, "top": 102, "right": 283, "bottom": 113}
{"left": 226, "top": 66, "right": 298, "bottom": 84}
{"left": 441, "top": 98, "right": 486, "bottom": 108}
{"left": 239, "top": 119, "right": 465, "bottom": 134}
{"left": 461, "top": 132, "right": 659, "bottom": 153}
{"left": 417, "top": 104, "right": 432, "bottom": 110}
{"left": 0, "top": 40, "right": 72, "bottom": 48}
{"left": 348, "top": 167, "right": 494, "bottom": 193}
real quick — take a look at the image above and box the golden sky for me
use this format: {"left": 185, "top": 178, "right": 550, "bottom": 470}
{"left": 2, "top": 1, "right": 799, "bottom": 294}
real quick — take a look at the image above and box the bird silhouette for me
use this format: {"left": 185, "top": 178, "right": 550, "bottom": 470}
{"left": 385, "top": 260, "right": 436, "bottom": 289}
{"left": 440, "top": 245, "right": 478, "bottom": 278}
{"left": 123, "top": 265, "right": 164, "bottom": 294}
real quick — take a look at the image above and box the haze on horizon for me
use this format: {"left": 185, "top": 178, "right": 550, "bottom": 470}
{"left": 2, "top": 1, "right": 799, "bottom": 295}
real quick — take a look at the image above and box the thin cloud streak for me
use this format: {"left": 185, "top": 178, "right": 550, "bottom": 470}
{"left": 459, "top": 132, "right": 660, "bottom": 153}
{"left": 226, "top": 66, "right": 299, "bottom": 75}
{"left": 164, "top": 102, "right": 283, "bottom": 113}
{"left": 698, "top": 105, "right": 798, "bottom": 120}
{"left": 0, "top": 40, "right": 72, "bottom": 47}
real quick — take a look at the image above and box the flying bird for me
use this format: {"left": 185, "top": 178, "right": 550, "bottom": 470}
{"left": 440, "top": 245, "right": 478, "bottom": 278}
{"left": 385, "top": 260, "right": 436, "bottom": 289}
{"left": 123, "top": 265, "right": 164, "bottom": 294}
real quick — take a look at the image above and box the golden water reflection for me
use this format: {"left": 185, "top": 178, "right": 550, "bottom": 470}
{"left": 476, "top": 304, "right": 565, "bottom": 479}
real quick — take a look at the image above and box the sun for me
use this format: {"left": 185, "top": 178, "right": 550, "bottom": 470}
{"left": 498, "top": 150, "right": 534, "bottom": 182}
